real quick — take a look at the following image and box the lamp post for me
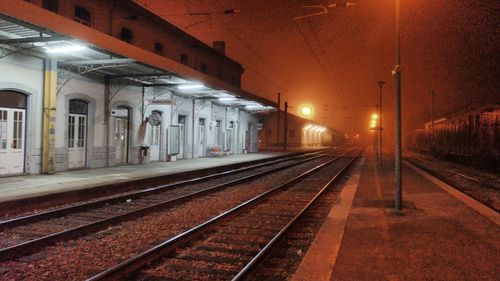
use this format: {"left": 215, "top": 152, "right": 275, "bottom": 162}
{"left": 300, "top": 105, "right": 312, "bottom": 119}
{"left": 377, "top": 80, "right": 385, "bottom": 165}
{"left": 393, "top": 0, "right": 403, "bottom": 212}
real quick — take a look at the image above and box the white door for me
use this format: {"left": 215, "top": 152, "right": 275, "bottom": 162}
{"left": 68, "top": 114, "right": 87, "bottom": 169}
{"left": 244, "top": 130, "right": 250, "bottom": 152}
{"left": 114, "top": 116, "right": 128, "bottom": 164}
{"left": 149, "top": 123, "right": 160, "bottom": 161}
{"left": 178, "top": 124, "right": 185, "bottom": 159}
{"left": 0, "top": 108, "right": 25, "bottom": 175}
{"left": 178, "top": 115, "right": 186, "bottom": 159}
{"left": 198, "top": 118, "right": 205, "bottom": 157}
{"left": 225, "top": 129, "right": 232, "bottom": 152}
{"left": 215, "top": 120, "right": 222, "bottom": 148}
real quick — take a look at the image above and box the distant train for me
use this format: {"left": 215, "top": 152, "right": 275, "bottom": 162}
{"left": 408, "top": 104, "right": 500, "bottom": 169}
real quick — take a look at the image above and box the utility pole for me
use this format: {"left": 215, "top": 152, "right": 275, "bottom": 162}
{"left": 284, "top": 101, "right": 288, "bottom": 151}
{"left": 393, "top": 0, "right": 403, "bottom": 212}
{"left": 277, "top": 93, "right": 281, "bottom": 147}
{"left": 377, "top": 80, "right": 385, "bottom": 165}
{"left": 430, "top": 90, "right": 435, "bottom": 152}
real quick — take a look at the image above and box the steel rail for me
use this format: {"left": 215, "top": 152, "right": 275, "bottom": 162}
{"left": 0, "top": 150, "right": 326, "bottom": 230}
{"left": 232, "top": 153, "right": 360, "bottom": 280}
{"left": 86, "top": 155, "right": 344, "bottom": 281}
{"left": 0, "top": 153, "right": 329, "bottom": 261}
{"left": 404, "top": 157, "right": 497, "bottom": 189}
{"left": 403, "top": 157, "right": 499, "bottom": 212}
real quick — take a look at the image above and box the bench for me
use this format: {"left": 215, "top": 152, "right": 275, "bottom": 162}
{"left": 206, "top": 146, "right": 228, "bottom": 157}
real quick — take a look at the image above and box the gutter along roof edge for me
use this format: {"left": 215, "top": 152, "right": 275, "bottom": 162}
{"left": 0, "top": 0, "right": 276, "bottom": 108}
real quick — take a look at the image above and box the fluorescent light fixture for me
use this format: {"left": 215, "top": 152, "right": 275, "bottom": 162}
{"left": 45, "top": 44, "right": 87, "bottom": 54}
{"left": 33, "top": 42, "right": 47, "bottom": 47}
{"left": 245, "top": 104, "right": 263, "bottom": 109}
{"left": 177, "top": 84, "right": 204, "bottom": 90}
{"left": 219, "top": 97, "right": 237, "bottom": 101}
{"left": 304, "top": 125, "right": 313, "bottom": 130}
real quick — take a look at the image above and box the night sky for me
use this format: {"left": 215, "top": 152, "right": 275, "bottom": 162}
{"left": 136, "top": 0, "right": 499, "bottom": 144}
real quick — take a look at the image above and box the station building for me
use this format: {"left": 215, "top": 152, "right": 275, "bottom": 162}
{"left": 258, "top": 111, "right": 345, "bottom": 150}
{"left": 0, "top": 0, "right": 275, "bottom": 176}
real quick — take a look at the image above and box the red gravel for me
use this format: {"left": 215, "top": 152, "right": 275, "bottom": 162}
{"left": 0, "top": 158, "right": 329, "bottom": 280}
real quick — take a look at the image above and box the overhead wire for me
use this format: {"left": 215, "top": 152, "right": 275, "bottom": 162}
{"left": 192, "top": 0, "right": 310, "bottom": 100}
{"left": 293, "top": 20, "right": 345, "bottom": 122}
{"left": 306, "top": 19, "right": 350, "bottom": 107}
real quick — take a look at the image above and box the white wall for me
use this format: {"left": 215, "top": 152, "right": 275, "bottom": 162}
{"left": 0, "top": 53, "right": 44, "bottom": 174}
{"left": 0, "top": 54, "right": 261, "bottom": 175}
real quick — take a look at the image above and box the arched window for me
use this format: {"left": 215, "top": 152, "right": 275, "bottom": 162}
{"left": 0, "top": 91, "right": 27, "bottom": 108}
{"left": 200, "top": 63, "right": 207, "bottom": 73}
{"left": 154, "top": 42, "right": 164, "bottom": 55}
{"left": 180, "top": 54, "right": 188, "bottom": 65}
{"left": 120, "top": 27, "right": 134, "bottom": 43}
{"left": 74, "top": 6, "right": 91, "bottom": 26}
{"left": 69, "top": 99, "right": 88, "bottom": 115}
{"left": 42, "top": 0, "right": 58, "bottom": 12}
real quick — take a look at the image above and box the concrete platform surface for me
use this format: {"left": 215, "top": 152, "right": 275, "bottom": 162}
{"left": 0, "top": 152, "right": 286, "bottom": 203}
{"left": 293, "top": 150, "right": 500, "bottom": 281}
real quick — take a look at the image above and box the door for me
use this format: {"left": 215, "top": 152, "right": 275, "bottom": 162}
{"left": 149, "top": 123, "right": 160, "bottom": 161}
{"left": 0, "top": 108, "right": 25, "bottom": 175}
{"left": 178, "top": 115, "right": 186, "bottom": 159}
{"left": 215, "top": 120, "right": 222, "bottom": 148}
{"left": 225, "top": 129, "right": 232, "bottom": 152}
{"left": 68, "top": 100, "right": 88, "bottom": 169}
{"left": 114, "top": 107, "right": 129, "bottom": 164}
{"left": 244, "top": 130, "right": 250, "bottom": 152}
{"left": 244, "top": 123, "right": 251, "bottom": 152}
{"left": 149, "top": 111, "right": 161, "bottom": 162}
{"left": 198, "top": 118, "right": 205, "bottom": 157}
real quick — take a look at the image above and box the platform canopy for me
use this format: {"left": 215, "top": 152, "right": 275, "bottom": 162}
{"left": 0, "top": 5, "right": 276, "bottom": 112}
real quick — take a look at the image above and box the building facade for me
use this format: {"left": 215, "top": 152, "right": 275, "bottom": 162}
{"left": 0, "top": 0, "right": 268, "bottom": 176}
{"left": 258, "top": 111, "right": 344, "bottom": 150}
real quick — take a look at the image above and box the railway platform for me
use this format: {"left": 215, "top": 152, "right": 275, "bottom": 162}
{"left": 293, "top": 149, "right": 500, "bottom": 281}
{"left": 0, "top": 152, "right": 293, "bottom": 209}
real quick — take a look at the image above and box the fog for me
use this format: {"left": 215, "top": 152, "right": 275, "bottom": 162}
{"left": 136, "top": 0, "right": 499, "bottom": 145}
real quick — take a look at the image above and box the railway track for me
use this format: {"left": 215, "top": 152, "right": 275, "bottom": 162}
{"left": 404, "top": 157, "right": 500, "bottom": 212}
{"left": 86, "top": 149, "right": 361, "bottom": 281}
{"left": 0, "top": 149, "right": 346, "bottom": 261}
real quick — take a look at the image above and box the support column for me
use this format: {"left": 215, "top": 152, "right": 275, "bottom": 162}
{"left": 284, "top": 101, "right": 288, "bottom": 151}
{"left": 42, "top": 58, "right": 57, "bottom": 174}
{"left": 192, "top": 98, "right": 195, "bottom": 159}
{"left": 277, "top": 92, "right": 280, "bottom": 146}
{"left": 104, "top": 77, "right": 111, "bottom": 167}
{"left": 237, "top": 108, "right": 241, "bottom": 154}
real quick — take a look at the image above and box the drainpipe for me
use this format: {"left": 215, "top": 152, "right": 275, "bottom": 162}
{"left": 108, "top": 0, "right": 117, "bottom": 35}
{"left": 141, "top": 86, "right": 145, "bottom": 120}
{"left": 104, "top": 77, "right": 110, "bottom": 167}
{"left": 237, "top": 108, "right": 241, "bottom": 154}
{"left": 225, "top": 107, "right": 228, "bottom": 150}
{"left": 42, "top": 58, "right": 57, "bottom": 174}
{"left": 192, "top": 98, "right": 195, "bottom": 158}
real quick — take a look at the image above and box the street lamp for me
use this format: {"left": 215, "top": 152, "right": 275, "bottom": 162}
{"left": 300, "top": 104, "right": 313, "bottom": 119}
{"left": 377, "top": 80, "right": 385, "bottom": 165}
{"left": 392, "top": 0, "right": 403, "bottom": 212}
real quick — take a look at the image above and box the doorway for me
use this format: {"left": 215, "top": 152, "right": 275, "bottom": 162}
{"left": 68, "top": 99, "right": 88, "bottom": 169}
{"left": 0, "top": 91, "right": 26, "bottom": 175}
{"left": 113, "top": 106, "right": 129, "bottom": 164}
{"left": 177, "top": 115, "right": 186, "bottom": 159}
{"left": 149, "top": 111, "right": 161, "bottom": 161}
{"left": 198, "top": 118, "right": 206, "bottom": 157}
